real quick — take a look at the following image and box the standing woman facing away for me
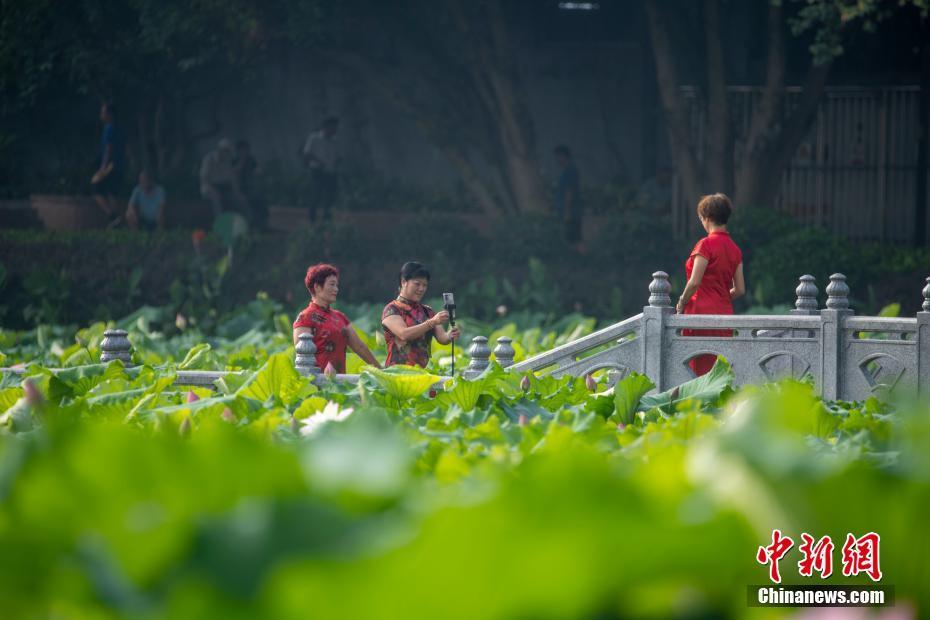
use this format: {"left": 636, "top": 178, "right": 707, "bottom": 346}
{"left": 381, "top": 262, "right": 460, "bottom": 368}
{"left": 676, "top": 193, "right": 745, "bottom": 377}
{"left": 293, "top": 263, "right": 381, "bottom": 372}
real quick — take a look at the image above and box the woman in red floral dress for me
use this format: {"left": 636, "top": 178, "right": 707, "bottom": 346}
{"left": 293, "top": 263, "right": 381, "bottom": 372}
{"left": 675, "top": 194, "right": 746, "bottom": 377}
{"left": 381, "top": 262, "right": 460, "bottom": 368}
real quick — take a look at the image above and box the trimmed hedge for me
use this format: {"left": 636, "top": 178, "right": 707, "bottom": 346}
{"left": 1, "top": 208, "right": 927, "bottom": 330}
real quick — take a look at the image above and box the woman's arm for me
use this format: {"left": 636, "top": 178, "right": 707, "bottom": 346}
{"left": 382, "top": 310, "right": 449, "bottom": 342}
{"left": 730, "top": 262, "right": 745, "bottom": 299}
{"left": 433, "top": 323, "right": 461, "bottom": 346}
{"left": 345, "top": 328, "right": 381, "bottom": 368}
{"left": 676, "top": 255, "right": 709, "bottom": 313}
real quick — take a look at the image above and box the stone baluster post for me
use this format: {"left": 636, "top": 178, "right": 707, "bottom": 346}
{"left": 100, "top": 329, "right": 133, "bottom": 366}
{"left": 294, "top": 333, "right": 321, "bottom": 377}
{"left": 917, "top": 277, "right": 930, "bottom": 395}
{"left": 820, "top": 273, "right": 853, "bottom": 400}
{"left": 792, "top": 275, "right": 819, "bottom": 315}
{"left": 464, "top": 336, "right": 491, "bottom": 379}
{"left": 642, "top": 271, "right": 674, "bottom": 390}
{"left": 493, "top": 336, "right": 515, "bottom": 369}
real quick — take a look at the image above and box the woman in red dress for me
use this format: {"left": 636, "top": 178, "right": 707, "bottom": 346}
{"left": 293, "top": 263, "right": 381, "bottom": 372}
{"left": 381, "top": 261, "right": 460, "bottom": 368}
{"left": 675, "top": 193, "right": 746, "bottom": 377}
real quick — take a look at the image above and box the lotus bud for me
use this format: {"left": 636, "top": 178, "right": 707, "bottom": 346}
{"left": 520, "top": 375, "right": 531, "bottom": 392}
{"left": 617, "top": 422, "right": 625, "bottom": 431}
{"left": 23, "top": 380, "right": 43, "bottom": 407}
{"left": 186, "top": 391, "right": 199, "bottom": 403}
{"left": 179, "top": 416, "right": 191, "bottom": 437}
{"left": 221, "top": 407, "right": 236, "bottom": 423}
{"left": 324, "top": 362, "right": 337, "bottom": 378}
{"left": 175, "top": 313, "right": 188, "bottom": 330}
{"left": 585, "top": 374, "right": 597, "bottom": 391}
{"left": 518, "top": 414, "right": 528, "bottom": 426}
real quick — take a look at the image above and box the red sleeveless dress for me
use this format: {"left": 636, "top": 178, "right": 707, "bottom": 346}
{"left": 683, "top": 231, "right": 743, "bottom": 376}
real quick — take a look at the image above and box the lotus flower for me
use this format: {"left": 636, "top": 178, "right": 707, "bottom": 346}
{"left": 299, "top": 401, "right": 354, "bottom": 437}
{"left": 220, "top": 408, "right": 236, "bottom": 423}
{"left": 186, "top": 391, "right": 199, "bottom": 403}
{"left": 175, "top": 313, "right": 188, "bottom": 330}
{"left": 23, "top": 380, "right": 43, "bottom": 407}
{"left": 520, "top": 375, "right": 531, "bottom": 392}
{"left": 518, "top": 414, "right": 528, "bottom": 426}
{"left": 324, "top": 362, "right": 337, "bottom": 378}
{"left": 585, "top": 374, "right": 597, "bottom": 391}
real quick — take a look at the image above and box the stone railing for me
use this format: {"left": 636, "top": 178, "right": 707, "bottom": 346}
{"left": 463, "top": 272, "right": 930, "bottom": 402}
{"left": 5, "top": 272, "right": 928, "bottom": 402}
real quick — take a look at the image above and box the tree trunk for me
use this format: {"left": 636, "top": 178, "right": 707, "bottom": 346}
{"left": 644, "top": 1, "right": 704, "bottom": 208}
{"left": 736, "top": 61, "right": 831, "bottom": 209}
{"left": 702, "top": 0, "right": 732, "bottom": 195}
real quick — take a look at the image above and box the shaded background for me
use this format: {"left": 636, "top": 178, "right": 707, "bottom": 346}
{"left": 1, "top": 0, "right": 929, "bottom": 328}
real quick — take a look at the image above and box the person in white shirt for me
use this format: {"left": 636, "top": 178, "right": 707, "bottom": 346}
{"left": 301, "top": 117, "right": 340, "bottom": 222}
{"left": 200, "top": 139, "right": 250, "bottom": 219}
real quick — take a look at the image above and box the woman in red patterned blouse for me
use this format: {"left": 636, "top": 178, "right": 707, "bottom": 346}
{"left": 381, "top": 261, "right": 460, "bottom": 368}
{"left": 676, "top": 193, "right": 746, "bottom": 377}
{"left": 293, "top": 263, "right": 380, "bottom": 373}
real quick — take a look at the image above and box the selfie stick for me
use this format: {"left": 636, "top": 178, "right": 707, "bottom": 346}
{"left": 443, "top": 292, "right": 456, "bottom": 376}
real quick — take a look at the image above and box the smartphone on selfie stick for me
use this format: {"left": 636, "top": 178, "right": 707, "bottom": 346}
{"left": 443, "top": 292, "right": 456, "bottom": 376}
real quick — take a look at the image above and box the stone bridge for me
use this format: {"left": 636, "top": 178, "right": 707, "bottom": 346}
{"left": 18, "top": 272, "right": 928, "bottom": 402}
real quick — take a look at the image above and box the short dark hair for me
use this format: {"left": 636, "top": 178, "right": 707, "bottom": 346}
{"left": 554, "top": 145, "right": 572, "bottom": 158}
{"left": 400, "top": 261, "right": 430, "bottom": 283}
{"left": 305, "top": 263, "right": 339, "bottom": 295}
{"left": 697, "top": 193, "right": 733, "bottom": 225}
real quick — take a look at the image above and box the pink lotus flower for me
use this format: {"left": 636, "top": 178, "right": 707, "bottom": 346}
{"left": 186, "top": 391, "right": 199, "bottom": 403}
{"left": 324, "top": 362, "right": 337, "bottom": 378}
{"left": 520, "top": 375, "right": 531, "bottom": 392}
{"left": 585, "top": 374, "right": 597, "bottom": 391}
{"left": 221, "top": 408, "right": 236, "bottom": 423}
{"left": 23, "top": 380, "right": 43, "bottom": 407}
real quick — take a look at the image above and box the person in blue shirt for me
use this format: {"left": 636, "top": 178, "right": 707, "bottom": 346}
{"left": 126, "top": 170, "right": 166, "bottom": 231}
{"left": 554, "top": 144, "right": 583, "bottom": 248}
{"left": 91, "top": 102, "right": 125, "bottom": 225}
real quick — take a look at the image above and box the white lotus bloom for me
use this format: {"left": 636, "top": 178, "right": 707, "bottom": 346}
{"left": 299, "top": 401, "right": 354, "bottom": 437}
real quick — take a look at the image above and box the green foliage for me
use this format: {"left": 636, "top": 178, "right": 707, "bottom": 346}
{"left": 1, "top": 305, "right": 930, "bottom": 617}
{"left": 791, "top": 0, "right": 929, "bottom": 65}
